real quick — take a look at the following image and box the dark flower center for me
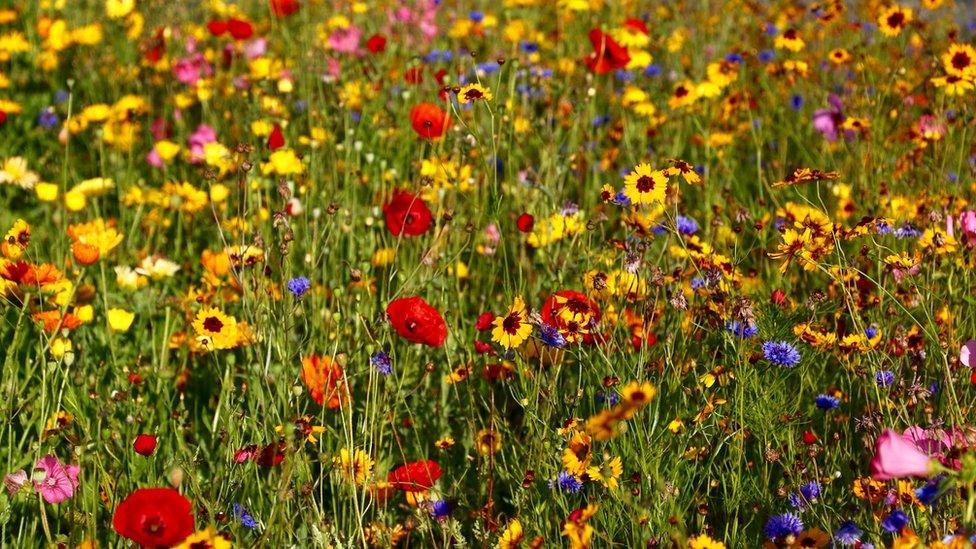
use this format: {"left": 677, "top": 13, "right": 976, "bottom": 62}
{"left": 886, "top": 12, "right": 904, "bottom": 27}
{"left": 636, "top": 175, "right": 656, "bottom": 193}
{"left": 203, "top": 316, "right": 224, "bottom": 332}
{"left": 464, "top": 89, "right": 484, "bottom": 100}
{"left": 404, "top": 213, "right": 415, "bottom": 225}
{"left": 502, "top": 313, "right": 521, "bottom": 334}
{"left": 142, "top": 515, "right": 166, "bottom": 537}
{"left": 952, "top": 51, "right": 971, "bottom": 70}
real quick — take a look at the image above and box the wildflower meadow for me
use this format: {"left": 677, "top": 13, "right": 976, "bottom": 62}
{"left": 3, "top": 0, "right": 976, "bottom": 547}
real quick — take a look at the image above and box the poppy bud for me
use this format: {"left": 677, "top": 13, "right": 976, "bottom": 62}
{"left": 771, "top": 288, "right": 786, "bottom": 306}
{"left": 516, "top": 213, "right": 535, "bottom": 233}
{"left": 0, "top": 111, "right": 6, "bottom": 126}
{"left": 802, "top": 431, "right": 818, "bottom": 445}
{"left": 267, "top": 124, "right": 285, "bottom": 151}
{"left": 366, "top": 34, "right": 387, "bottom": 54}
{"left": 475, "top": 312, "right": 494, "bottom": 331}
{"left": 133, "top": 434, "right": 158, "bottom": 456}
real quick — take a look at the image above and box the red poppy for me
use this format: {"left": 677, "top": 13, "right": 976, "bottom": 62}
{"left": 382, "top": 189, "right": 433, "bottom": 237}
{"left": 475, "top": 312, "right": 494, "bottom": 331}
{"left": 112, "top": 488, "right": 194, "bottom": 548}
{"left": 227, "top": 18, "right": 254, "bottom": 40}
{"left": 270, "top": 0, "right": 301, "bottom": 17}
{"left": 387, "top": 460, "right": 442, "bottom": 492}
{"left": 386, "top": 296, "right": 448, "bottom": 347}
{"left": 267, "top": 124, "right": 285, "bottom": 150}
{"left": 133, "top": 434, "right": 158, "bottom": 456}
{"left": 366, "top": 34, "right": 387, "bottom": 54}
{"left": 516, "top": 213, "right": 535, "bottom": 233}
{"left": 585, "top": 28, "right": 630, "bottom": 74}
{"left": 300, "top": 354, "right": 348, "bottom": 409}
{"left": 404, "top": 66, "right": 424, "bottom": 85}
{"left": 624, "top": 18, "right": 649, "bottom": 35}
{"left": 206, "top": 20, "right": 228, "bottom": 36}
{"left": 409, "top": 102, "right": 450, "bottom": 140}
{"left": 0, "top": 111, "right": 6, "bottom": 126}
{"left": 540, "top": 290, "right": 602, "bottom": 344}
{"left": 255, "top": 442, "right": 287, "bottom": 467}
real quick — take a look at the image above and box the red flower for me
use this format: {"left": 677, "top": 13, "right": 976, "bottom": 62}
{"left": 112, "top": 488, "right": 194, "bottom": 548}
{"left": 409, "top": 102, "right": 450, "bottom": 140}
{"left": 366, "top": 34, "right": 387, "bottom": 54}
{"left": 133, "top": 434, "right": 158, "bottom": 456}
{"left": 270, "top": 0, "right": 301, "bottom": 17}
{"left": 516, "top": 213, "right": 535, "bottom": 233}
{"left": 206, "top": 20, "right": 228, "bottom": 36}
{"left": 404, "top": 66, "right": 424, "bottom": 85}
{"left": 267, "top": 124, "right": 285, "bottom": 151}
{"left": 387, "top": 460, "right": 442, "bottom": 492}
{"left": 227, "top": 18, "right": 254, "bottom": 40}
{"left": 624, "top": 18, "right": 649, "bottom": 35}
{"left": 383, "top": 190, "right": 433, "bottom": 237}
{"left": 386, "top": 297, "right": 448, "bottom": 347}
{"left": 0, "top": 111, "right": 6, "bottom": 126}
{"left": 585, "top": 28, "right": 630, "bottom": 74}
{"left": 475, "top": 312, "right": 494, "bottom": 331}
{"left": 255, "top": 442, "right": 287, "bottom": 467}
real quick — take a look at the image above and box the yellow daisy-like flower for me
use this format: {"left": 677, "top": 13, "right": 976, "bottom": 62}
{"left": 261, "top": 148, "right": 304, "bottom": 176}
{"left": 498, "top": 519, "right": 524, "bottom": 549}
{"left": 932, "top": 74, "right": 974, "bottom": 96}
{"left": 877, "top": 5, "right": 912, "bottom": 37}
{"left": 623, "top": 163, "right": 667, "bottom": 206}
{"left": 475, "top": 428, "right": 501, "bottom": 456}
{"left": 334, "top": 448, "right": 374, "bottom": 486}
{"left": 457, "top": 83, "right": 493, "bottom": 104}
{"left": 491, "top": 296, "right": 533, "bottom": 349}
{"left": 173, "top": 527, "right": 231, "bottom": 549}
{"left": 689, "top": 533, "right": 727, "bottom": 549}
{"left": 192, "top": 306, "right": 239, "bottom": 350}
{"left": 942, "top": 44, "right": 976, "bottom": 78}
{"left": 105, "top": 0, "right": 135, "bottom": 19}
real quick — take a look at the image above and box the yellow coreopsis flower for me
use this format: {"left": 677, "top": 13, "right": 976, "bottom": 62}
{"left": 623, "top": 163, "right": 667, "bottom": 206}
{"left": 491, "top": 296, "right": 533, "bottom": 349}
{"left": 173, "top": 528, "right": 231, "bottom": 549}
{"left": 107, "top": 308, "right": 135, "bottom": 332}
{"left": 105, "top": 0, "right": 135, "bottom": 19}
{"left": 192, "top": 306, "right": 239, "bottom": 350}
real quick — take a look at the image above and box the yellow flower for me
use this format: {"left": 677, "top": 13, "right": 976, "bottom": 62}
{"left": 2, "top": 218, "right": 30, "bottom": 259}
{"left": 689, "top": 533, "right": 726, "bottom": 549}
{"left": 261, "top": 148, "right": 303, "bottom": 176}
{"left": 0, "top": 157, "right": 40, "bottom": 189}
{"left": 774, "top": 29, "right": 805, "bottom": 52}
{"left": 877, "top": 5, "right": 912, "bottom": 37}
{"left": 334, "top": 448, "right": 374, "bottom": 485}
{"left": 107, "top": 308, "right": 135, "bottom": 332}
{"left": 105, "top": 0, "right": 135, "bottom": 19}
{"left": 491, "top": 296, "right": 533, "bottom": 349}
{"left": 475, "top": 428, "right": 501, "bottom": 456}
{"left": 35, "top": 183, "right": 59, "bottom": 202}
{"left": 623, "top": 163, "right": 667, "bottom": 205}
{"left": 498, "top": 519, "right": 524, "bottom": 549}
{"left": 154, "top": 140, "right": 181, "bottom": 161}
{"left": 67, "top": 218, "right": 124, "bottom": 256}
{"left": 173, "top": 528, "right": 231, "bottom": 549}
{"left": 192, "top": 307, "right": 240, "bottom": 350}
{"left": 50, "top": 337, "right": 73, "bottom": 360}
{"left": 457, "top": 83, "right": 493, "bottom": 104}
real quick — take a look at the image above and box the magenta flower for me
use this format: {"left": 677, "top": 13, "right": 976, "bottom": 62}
{"left": 812, "top": 94, "right": 846, "bottom": 142}
{"left": 328, "top": 25, "right": 363, "bottom": 55}
{"left": 32, "top": 455, "right": 80, "bottom": 504}
{"left": 187, "top": 124, "right": 217, "bottom": 164}
{"left": 961, "top": 340, "right": 976, "bottom": 367}
{"left": 869, "top": 429, "right": 934, "bottom": 481}
{"left": 959, "top": 211, "right": 976, "bottom": 246}
{"left": 4, "top": 470, "right": 27, "bottom": 495}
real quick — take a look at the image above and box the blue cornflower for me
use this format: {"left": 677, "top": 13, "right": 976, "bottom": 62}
{"left": 790, "top": 94, "right": 804, "bottom": 111}
{"left": 643, "top": 64, "right": 661, "bottom": 77}
{"left": 430, "top": 499, "right": 452, "bottom": 519}
{"left": 864, "top": 326, "right": 878, "bottom": 339}
{"left": 233, "top": 503, "right": 259, "bottom": 529}
{"left": 676, "top": 215, "right": 699, "bottom": 235}
{"left": 554, "top": 471, "right": 583, "bottom": 493}
{"left": 799, "top": 481, "right": 821, "bottom": 501}
{"left": 591, "top": 115, "right": 611, "bottom": 128}
{"left": 539, "top": 323, "right": 567, "bottom": 348}
{"left": 476, "top": 61, "right": 500, "bottom": 74}
{"left": 596, "top": 391, "right": 620, "bottom": 406}
{"left": 286, "top": 276, "right": 311, "bottom": 297}
{"left": 690, "top": 276, "right": 707, "bottom": 290}
{"left": 725, "top": 320, "right": 758, "bottom": 338}
{"left": 875, "top": 220, "right": 893, "bottom": 235}
{"left": 814, "top": 394, "right": 840, "bottom": 410}
{"left": 54, "top": 90, "right": 70, "bottom": 104}
{"left": 612, "top": 190, "right": 632, "bottom": 207}
{"left": 834, "top": 521, "right": 863, "bottom": 546}
{"left": 894, "top": 223, "right": 922, "bottom": 239}
{"left": 519, "top": 41, "right": 539, "bottom": 53}
{"left": 725, "top": 53, "right": 744, "bottom": 64}
{"left": 880, "top": 509, "right": 909, "bottom": 533}
{"left": 468, "top": 10, "right": 484, "bottom": 22}
{"left": 765, "top": 23, "right": 779, "bottom": 36}
{"left": 764, "top": 513, "right": 803, "bottom": 540}
{"left": 757, "top": 49, "right": 776, "bottom": 63}
{"left": 762, "top": 341, "right": 801, "bottom": 368}
{"left": 371, "top": 351, "right": 393, "bottom": 375}
{"left": 651, "top": 224, "right": 668, "bottom": 236}
{"left": 37, "top": 109, "right": 59, "bottom": 129}
{"left": 875, "top": 370, "right": 894, "bottom": 387}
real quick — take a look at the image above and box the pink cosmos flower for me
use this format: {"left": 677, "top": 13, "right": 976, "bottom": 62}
{"left": 959, "top": 211, "right": 976, "bottom": 246}
{"left": 870, "top": 429, "right": 934, "bottom": 480}
{"left": 172, "top": 53, "right": 213, "bottom": 86}
{"left": 32, "top": 455, "right": 80, "bottom": 504}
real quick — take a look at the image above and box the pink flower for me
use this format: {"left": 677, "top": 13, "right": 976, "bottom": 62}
{"left": 244, "top": 38, "right": 267, "bottom": 60}
{"left": 960, "top": 211, "right": 976, "bottom": 246}
{"left": 32, "top": 455, "right": 80, "bottom": 504}
{"left": 146, "top": 148, "right": 164, "bottom": 168}
{"left": 4, "top": 470, "right": 27, "bottom": 495}
{"left": 172, "top": 53, "right": 212, "bottom": 86}
{"left": 328, "top": 25, "right": 362, "bottom": 55}
{"left": 188, "top": 124, "right": 217, "bottom": 163}
{"left": 961, "top": 340, "right": 976, "bottom": 367}
{"left": 869, "top": 429, "right": 934, "bottom": 481}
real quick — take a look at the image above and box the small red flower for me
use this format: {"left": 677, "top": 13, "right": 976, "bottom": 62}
{"left": 802, "top": 431, "right": 818, "bottom": 445}
{"left": 387, "top": 460, "right": 442, "bottom": 492}
{"left": 112, "top": 488, "right": 194, "bottom": 548}
{"left": 270, "top": 0, "right": 301, "bottom": 17}
{"left": 516, "top": 213, "right": 535, "bottom": 233}
{"left": 771, "top": 288, "right": 786, "bottom": 306}
{"left": 366, "top": 34, "right": 387, "bottom": 54}
{"left": 267, "top": 124, "right": 285, "bottom": 151}
{"left": 256, "top": 442, "right": 287, "bottom": 467}
{"left": 383, "top": 190, "right": 433, "bottom": 237}
{"left": 409, "top": 102, "right": 450, "bottom": 140}
{"left": 585, "top": 28, "right": 630, "bottom": 74}
{"left": 475, "top": 312, "right": 495, "bottom": 331}
{"left": 474, "top": 340, "right": 494, "bottom": 355}
{"left": 207, "top": 20, "right": 228, "bottom": 36}
{"left": 133, "top": 434, "right": 158, "bottom": 456}
{"left": 227, "top": 18, "right": 254, "bottom": 40}
{"left": 386, "top": 296, "right": 448, "bottom": 348}
{"left": 0, "top": 111, "right": 6, "bottom": 126}
{"left": 404, "top": 66, "right": 424, "bottom": 85}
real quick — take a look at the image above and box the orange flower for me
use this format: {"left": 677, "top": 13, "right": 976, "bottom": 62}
{"left": 0, "top": 261, "right": 63, "bottom": 288}
{"left": 300, "top": 354, "right": 349, "bottom": 409}
{"left": 71, "top": 241, "right": 100, "bottom": 266}
{"left": 33, "top": 310, "right": 83, "bottom": 332}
